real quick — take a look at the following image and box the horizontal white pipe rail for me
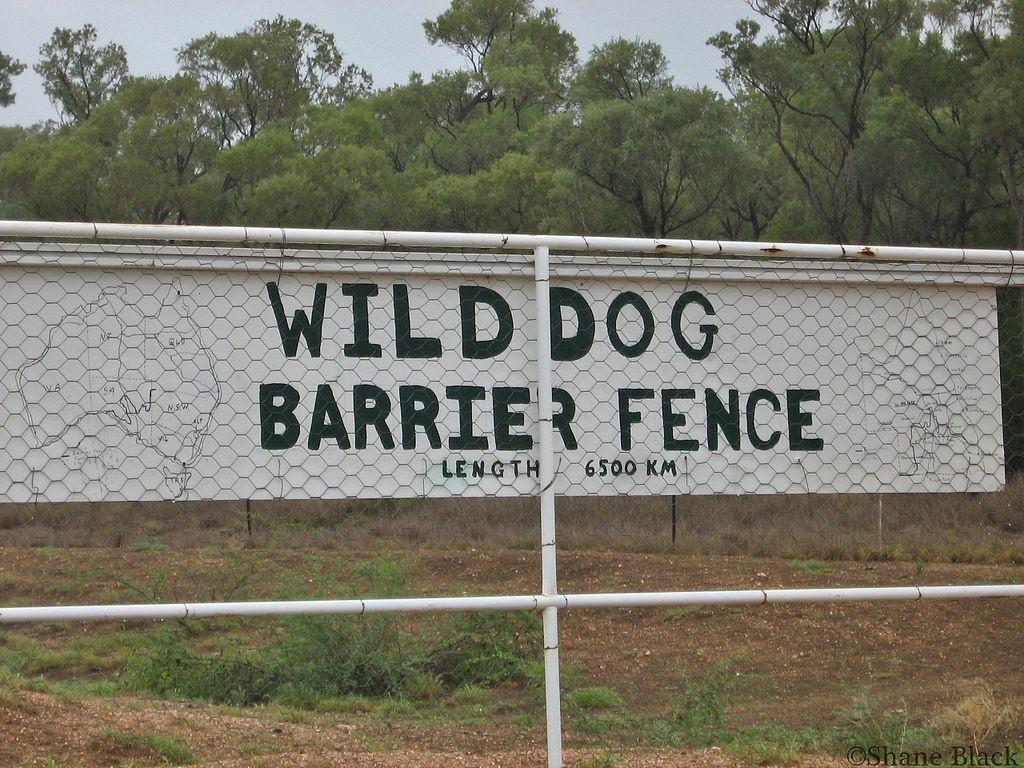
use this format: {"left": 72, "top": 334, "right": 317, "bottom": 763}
{"left": 2, "top": 584, "right": 1023, "bottom": 624}
{"left": 2, "top": 219, "right": 1024, "bottom": 266}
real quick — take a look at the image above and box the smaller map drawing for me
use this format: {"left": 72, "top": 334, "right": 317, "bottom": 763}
{"left": 853, "top": 292, "right": 988, "bottom": 489}
{"left": 16, "top": 284, "right": 222, "bottom": 499}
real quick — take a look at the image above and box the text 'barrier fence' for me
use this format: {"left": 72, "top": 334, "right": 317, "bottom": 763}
{"left": 1, "top": 220, "right": 1023, "bottom": 766}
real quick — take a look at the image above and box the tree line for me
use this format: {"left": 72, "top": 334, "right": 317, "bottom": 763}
{"left": 0, "top": 0, "right": 1021, "bottom": 250}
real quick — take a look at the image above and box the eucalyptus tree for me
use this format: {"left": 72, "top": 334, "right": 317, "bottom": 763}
{"left": 852, "top": 27, "right": 998, "bottom": 247}
{"left": 965, "top": 0, "right": 1024, "bottom": 248}
{"left": 34, "top": 24, "right": 128, "bottom": 124}
{"left": 541, "top": 87, "right": 748, "bottom": 238}
{"left": 85, "top": 75, "right": 224, "bottom": 224}
{"left": 0, "top": 130, "right": 106, "bottom": 219}
{"left": 571, "top": 37, "right": 673, "bottom": 103}
{"left": 711, "top": 0, "right": 926, "bottom": 243}
{"left": 418, "top": 0, "right": 578, "bottom": 176}
{"left": 210, "top": 105, "right": 395, "bottom": 229}
{"left": 423, "top": 0, "right": 578, "bottom": 125}
{"left": 0, "top": 50, "right": 25, "bottom": 107}
{"left": 176, "top": 16, "right": 372, "bottom": 147}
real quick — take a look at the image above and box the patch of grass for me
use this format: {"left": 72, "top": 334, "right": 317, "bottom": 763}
{"left": 0, "top": 667, "right": 40, "bottom": 715}
{"left": 567, "top": 686, "right": 625, "bottom": 711}
{"left": 828, "top": 694, "right": 934, "bottom": 756}
{"left": 124, "top": 627, "right": 283, "bottom": 706}
{"left": 728, "top": 724, "right": 822, "bottom": 764}
{"left": 667, "top": 661, "right": 741, "bottom": 746}
{"left": 643, "top": 659, "right": 757, "bottom": 749}
{"left": 127, "top": 540, "right": 169, "bottom": 554}
{"left": 576, "top": 750, "right": 623, "bottom": 768}
{"left": 102, "top": 727, "right": 197, "bottom": 765}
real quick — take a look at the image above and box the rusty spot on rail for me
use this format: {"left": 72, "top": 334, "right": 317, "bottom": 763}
{"left": 653, "top": 242, "right": 692, "bottom": 254}
{"left": 858, "top": 247, "right": 876, "bottom": 258}
{"left": 761, "top": 245, "right": 784, "bottom": 254}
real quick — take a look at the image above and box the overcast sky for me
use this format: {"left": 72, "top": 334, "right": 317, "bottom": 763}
{"left": 0, "top": 0, "right": 751, "bottom": 127}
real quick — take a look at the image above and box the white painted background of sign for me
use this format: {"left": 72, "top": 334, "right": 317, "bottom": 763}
{"left": 0, "top": 250, "right": 1005, "bottom": 503}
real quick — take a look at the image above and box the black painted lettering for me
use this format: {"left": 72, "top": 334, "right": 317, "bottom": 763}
{"left": 267, "top": 282, "right": 326, "bottom": 358}
{"left": 342, "top": 283, "right": 382, "bottom": 358}
{"left": 706, "top": 388, "right": 741, "bottom": 450}
{"left": 259, "top": 383, "right": 300, "bottom": 449}
{"left": 672, "top": 291, "right": 718, "bottom": 361}
{"left": 353, "top": 384, "right": 395, "bottom": 449}
{"left": 552, "top": 387, "right": 578, "bottom": 450}
{"left": 607, "top": 291, "right": 655, "bottom": 358}
{"left": 394, "top": 284, "right": 441, "bottom": 358}
{"left": 399, "top": 385, "right": 442, "bottom": 449}
{"left": 662, "top": 388, "right": 698, "bottom": 451}
{"left": 493, "top": 386, "right": 533, "bottom": 451}
{"left": 308, "top": 383, "right": 351, "bottom": 450}
{"left": 460, "top": 285, "right": 513, "bottom": 359}
{"left": 747, "top": 389, "right": 782, "bottom": 450}
{"left": 618, "top": 388, "right": 655, "bottom": 450}
{"left": 446, "top": 385, "right": 488, "bottom": 450}
{"left": 787, "top": 389, "right": 824, "bottom": 451}
{"left": 550, "top": 286, "right": 595, "bottom": 361}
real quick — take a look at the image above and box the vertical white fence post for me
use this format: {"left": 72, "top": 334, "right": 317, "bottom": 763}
{"left": 533, "top": 244, "right": 563, "bottom": 768}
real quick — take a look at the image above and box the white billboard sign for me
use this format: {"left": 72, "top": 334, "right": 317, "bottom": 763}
{"left": 0, "top": 243, "right": 1006, "bottom": 502}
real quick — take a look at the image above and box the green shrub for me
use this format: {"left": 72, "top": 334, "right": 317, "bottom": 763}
{"left": 649, "top": 661, "right": 741, "bottom": 747}
{"left": 124, "top": 629, "right": 281, "bottom": 706}
{"left": 425, "top": 611, "right": 540, "bottom": 688}
{"left": 273, "top": 614, "right": 420, "bottom": 698}
{"left": 124, "top": 562, "right": 541, "bottom": 707}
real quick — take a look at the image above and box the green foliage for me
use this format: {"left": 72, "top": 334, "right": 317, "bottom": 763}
{"left": 425, "top": 611, "right": 540, "bottom": 688}
{"left": 34, "top": 24, "right": 128, "bottom": 124}
{"left": 567, "top": 685, "right": 625, "bottom": 711}
{"left": 540, "top": 87, "right": 747, "bottom": 237}
{"left": 176, "top": 15, "right": 371, "bottom": 145}
{"left": 645, "top": 661, "right": 746, "bottom": 748}
{"left": 0, "top": 50, "right": 25, "bottom": 108}
{"left": 423, "top": 0, "right": 577, "bottom": 123}
{"left": 275, "top": 614, "right": 421, "bottom": 698}
{"left": 573, "top": 37, "right": 672, "bottom": 103}
{"left": 124, "top": 628, "right": 282, "bottom": 706}
{"left": 123, "top": 557, "right": 540, "bottom": 707}
{"left": 0, "top": 0, "right": 1021, "bottom": 250}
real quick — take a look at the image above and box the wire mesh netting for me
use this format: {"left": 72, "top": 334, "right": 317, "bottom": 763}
{"left": 0, "top": 239, "right": 1016, "bottom": 506}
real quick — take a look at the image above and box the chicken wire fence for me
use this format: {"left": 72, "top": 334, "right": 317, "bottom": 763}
{"left": 0, "top": 234, "right": 1017, "bottom": 505}
{"left": 5, "top": 225, "right": 1024, "bottom": 768}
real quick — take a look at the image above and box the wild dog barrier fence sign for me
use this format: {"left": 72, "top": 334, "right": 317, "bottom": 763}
{"left": 0, "top": 241, "right": 1006, "bottom": 503}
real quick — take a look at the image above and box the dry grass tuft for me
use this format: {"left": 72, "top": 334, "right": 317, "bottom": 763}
{"left": 930, "top": 679, "right": 1022, "bottom": 750}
